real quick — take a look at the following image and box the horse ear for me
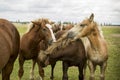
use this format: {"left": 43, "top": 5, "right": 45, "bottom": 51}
{"left": 31, "top": 21, "right": 41, "bottom": 26}
{"left": 89, "top": 13, "right": 94, "bottom": 22}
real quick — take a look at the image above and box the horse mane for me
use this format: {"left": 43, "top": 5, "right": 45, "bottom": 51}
{"left": 26, "top": 18, "right": 49, "bottom": 33}
{"left": 93, "top": 22, "right": 104, "bottom": 38}
{"left": 46, "top": 36, "right": 72, "bottom": 55}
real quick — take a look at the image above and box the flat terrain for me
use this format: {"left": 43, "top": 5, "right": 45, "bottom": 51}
{"left": 0, "top": 24, "right": 120, "bottom": 80}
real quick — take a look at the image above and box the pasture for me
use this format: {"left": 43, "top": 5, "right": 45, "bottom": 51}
{"left": 0, "top": 23, "right": 120, "bottom": 80}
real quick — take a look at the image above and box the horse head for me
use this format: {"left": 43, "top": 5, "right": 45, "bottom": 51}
{"left": 38, "top": 50, "right": 50, "bottom": 67}
{"left": 31, "top": 18, "right": 56, "bottom": 45}
{"left": 73, "top": 13, "right": 99, "bottom": 40}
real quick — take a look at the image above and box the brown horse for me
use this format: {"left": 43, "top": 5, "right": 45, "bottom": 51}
{"left": 38, "top": 25, "right": 87, "bottom": 80}
{"left": 52, "top": 23, "right": 61, "bottom": 33}
{"left": 52, "top": 23, "right": 73, "bottom": 33}
{"left": 62, "top": 24, "right": 73, "bottom": 30}
{"left": 18, "top": 18, "right": 56, "bottom": 80}
{"left": 43, "top": 26, "right": 74, "bottom": 80}
{"left": 73, "top": 13, "right": 108, "bottom": 80}
{"left": 0, "top": 19, "right": 20, "bottom": 80}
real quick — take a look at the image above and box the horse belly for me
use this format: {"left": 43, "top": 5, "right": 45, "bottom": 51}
{"left": 0, "top": 51, "right": 10, "bottom": 70}
{"left": 0, "top": 36, "right": 11, "bottom": 70}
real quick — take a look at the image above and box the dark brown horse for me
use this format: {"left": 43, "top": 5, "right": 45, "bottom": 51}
{"left": 38, "top": 30, "right": 87, "bottom": 80}
{"left": 73, "top": 13, "right": 108, "bottom": 80}
{"left": 0, "top": 19, "right": 20, "bottom": 80}
{"left": 18, "top": 18, "right": 56, "bottom": 80}
{"left": 47, "top": 27, "right": 74, "bottom": 80}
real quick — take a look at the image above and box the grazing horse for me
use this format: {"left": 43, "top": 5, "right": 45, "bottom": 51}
{"left": 38, "top": 24, "right": 87, "bottom": 80}
{"left": 18, "top": 18, "right": 56, "bottom": 80}
{"left": 73, "top": 13, "right": 108, "bottom": 80}
{"left": 0, "top": 19, "right": 20, "bottom": 80}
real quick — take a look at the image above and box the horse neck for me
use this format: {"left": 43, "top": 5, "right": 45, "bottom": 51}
{"left": 46, "top": 43, "right": 65, "bottom": 60}
{"left": 28, "top": 31, "right": 43, "bottom": 44}
{"left": 49, "top": 50, "right": 63, "bottom": 60}
{"left": 87, "top": 26, "right": 104, "bottom": 50}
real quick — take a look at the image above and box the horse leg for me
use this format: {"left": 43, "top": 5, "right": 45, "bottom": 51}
{"left": 88, "top": 61, "right": 96, "bottom": 80}
{"left": 62, "top": 61, "right": 69, "bottom": 80}
{"left": 2, "top": 58, "right": 15, "bottom": 80}
{"left": 18, "top": 55, "right": 25, "bottom": 80}
{"left": 100, "top": 62, "right": 107, "bottom": 80}
{"left": 50, "top": 62, "right": 56, "bottom": 80}
{"left": 30, "top": 59, "right": 36, "bottom": 80}
{"left": 78, "top": 65, "right": 84, "bottom": 80}
{"left": 37, "top": 62, "right": 44, "bottom": 80}
{"left": 83, "top": 61, "right": 87, "bottom": 80}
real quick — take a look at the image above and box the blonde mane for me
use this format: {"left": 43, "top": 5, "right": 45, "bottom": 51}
{"left": 94, "top": 22, "right": 104, "bottom": 38}
{"left": 97, "top": 25, "right": 104, "bottom": 38}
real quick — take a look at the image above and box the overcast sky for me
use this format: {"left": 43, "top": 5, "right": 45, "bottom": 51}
{"left": 0, "top": 0, "right": 120, "bottom": 24}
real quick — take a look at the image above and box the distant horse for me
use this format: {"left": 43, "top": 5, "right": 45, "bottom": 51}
{"left": 0, "top": 19, "right": 20, "bottom": 80}
{"left": 52, "top": 23, "right": 73, "bottom": 33}
{"left": 38, "top": 24, "right": 87, "bottom": 80}
{"left": 63, "top": 24, "right": 74, "bottom": 30}
{"left": 73, "top": 13, "right": 108, "bottom": 80}
{"left": 52, "top": 23, "right": 61, "bottom": 33}
{"left": 18, "top": 18, "right": 56, "bottom": 80}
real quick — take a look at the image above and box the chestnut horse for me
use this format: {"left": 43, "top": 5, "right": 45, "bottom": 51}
{"left": 74, "top": 13, "right": 108, "bottom": 80}
{"left": 0, "top": 19, "right": 20, "bottom": 80}
{"left": 18, "top": 18, "right": 56, "bottom": 80}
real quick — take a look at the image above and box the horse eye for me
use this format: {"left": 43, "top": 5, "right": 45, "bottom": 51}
{"left": 80, "top": 24, "right": 86, "bottom": 27}
{"left": 43, "top": 28, "right": 46, "bottom": 31}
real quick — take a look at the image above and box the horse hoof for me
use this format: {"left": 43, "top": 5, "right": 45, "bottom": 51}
{"left": 50, "top": 76, "right": 54, "bottom": 80}
{"left": 30, "top": 78, "right": 34, "bottom": 80}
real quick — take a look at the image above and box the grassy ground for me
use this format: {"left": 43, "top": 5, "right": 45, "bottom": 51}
{"left": 0, "top": 24, "right": 120, "bottom": 80}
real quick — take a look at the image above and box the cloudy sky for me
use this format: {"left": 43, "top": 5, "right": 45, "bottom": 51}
{"left": 0, "top": 0, "right": 120, "bottom": 24}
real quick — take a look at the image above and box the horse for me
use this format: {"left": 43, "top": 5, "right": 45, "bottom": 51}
{"left": 52, "top": 23, "right": 61, "bottom": 33}
{"left": 41, "top": 26, "right": 74, "bottom": 80}
{"left": 18, "top": 18, "right": 56, "bottom": 80}
{"left": 62, "top": 24, "right": 74, "bottom": 30}
{"left": 0, "top": 19, "right": 20, "bottom": 80}
{"left": 73, "top": 13, "right": 108, "bottom": 80}
{"left": 38, "top": 24, "right": 87, "bottom": 80}
{"left": 52, "top": 23, "right": 73, "bottom": 33}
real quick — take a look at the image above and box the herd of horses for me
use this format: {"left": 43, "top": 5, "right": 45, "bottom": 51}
{"left": 0, "top": 13, "right": 108, "bottom": 80}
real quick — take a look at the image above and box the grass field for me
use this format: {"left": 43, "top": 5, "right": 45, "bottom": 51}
{"left": 0, "top": 23, "right": 120, "bottom": 80}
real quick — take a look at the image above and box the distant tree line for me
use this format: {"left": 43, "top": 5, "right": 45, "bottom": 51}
{"left": 11, "top": 20, "right": 120, "bottom": 26}
{"left": 100, "top": 23, "right": 120, "bottom": 26}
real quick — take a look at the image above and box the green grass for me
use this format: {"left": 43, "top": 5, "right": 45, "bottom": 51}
{"left": 102, "top": 26, "right": 120, "bottom": 80}
{"left": 0, "top": 24, "right": 120, "bottom": 80}
{"left": 13, "top": 23, "right": 28, "bottom": 36}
